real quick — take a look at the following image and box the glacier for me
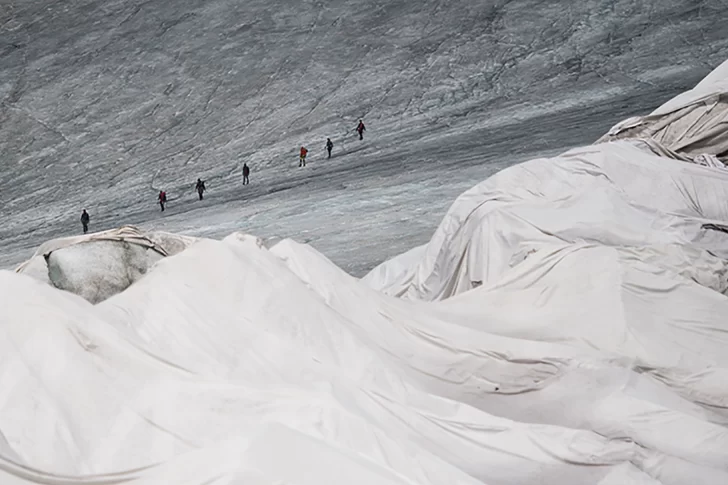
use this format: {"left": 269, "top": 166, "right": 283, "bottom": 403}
{"left": 3, "top": 1, "right": 728, "bottom": 484}
{"left": 3, "top": 47, "right": 728, "bottom": 485}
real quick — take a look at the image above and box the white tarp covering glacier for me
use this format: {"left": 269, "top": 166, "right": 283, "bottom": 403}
{"left": 3, "top": 61, "right": 728, "bottom": 485}
{"left": 596, "top": 58, "right": 728, "bottom": 161}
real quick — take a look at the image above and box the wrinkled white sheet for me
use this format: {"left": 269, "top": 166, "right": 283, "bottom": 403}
{"left": 2, "top": 231, "right": 728, "bottom": 484}
{"left": 364, "top": 139, "right": 728, "bottom": 300}
{"left": 3, "top": 60, "right": 728, "bottom": 485}
{"left": 597, "top": 58, "right": 728, "bottom": 160}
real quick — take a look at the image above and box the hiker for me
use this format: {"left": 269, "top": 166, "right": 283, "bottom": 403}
{"left": 195, "top": 178, "right": 206, "bottom": 200}
{"left": 158, "top": 190, "right": 167, "bottom": 211}
{"left": 80, "top": 209, "right": 90, "bottom": 234}
{"left": 299, "top": 146, "right": 308, "bottom": 167}
{"left": 242, "top": 163, "right": 250, "bottom": 185}
{"left": 356, "top": 119, "right": 366, "bottom": 140}
{"left": 326, "top": 138, "right": 334, "bottom": 158}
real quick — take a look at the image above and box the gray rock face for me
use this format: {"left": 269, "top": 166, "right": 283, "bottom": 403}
{"left": 2, "top": 0, "right": 727, "bottom": 275}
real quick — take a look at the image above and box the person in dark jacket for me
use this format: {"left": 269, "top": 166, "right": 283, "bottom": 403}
{"left": 242, "top": 163, "right": 250, "bottom": 185}
{"left": 80, "top": 209, "right": 90, "bottom": 234}
{"left": 326, "top": 138, "right": 334, "bottom": 158}
{"left": 195, "top": 178, "right": 206, "bottom": 200}
{"left": 158, "top": 190, "right": 167, "bottom": 211}
{"left": 356, "top": 120, "right": 366, "bottom": 140}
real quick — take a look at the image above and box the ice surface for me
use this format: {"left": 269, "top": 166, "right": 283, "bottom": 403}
{"left": 2, "top": 0, "right": 728, "bottom": 274}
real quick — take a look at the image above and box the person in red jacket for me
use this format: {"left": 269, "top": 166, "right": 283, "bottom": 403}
{"left": 299, "top": 146, "right": 308, "bottom": 167}
{"left": 158, "top": 190, "right": 167, "bottom": 211}
{"left": 356, "top": 119, "right": 366, "bottom": 140}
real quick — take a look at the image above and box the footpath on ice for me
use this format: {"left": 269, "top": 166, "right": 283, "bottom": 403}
{"left": 4, "top": 61, "right": 728, "bottom": 485}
